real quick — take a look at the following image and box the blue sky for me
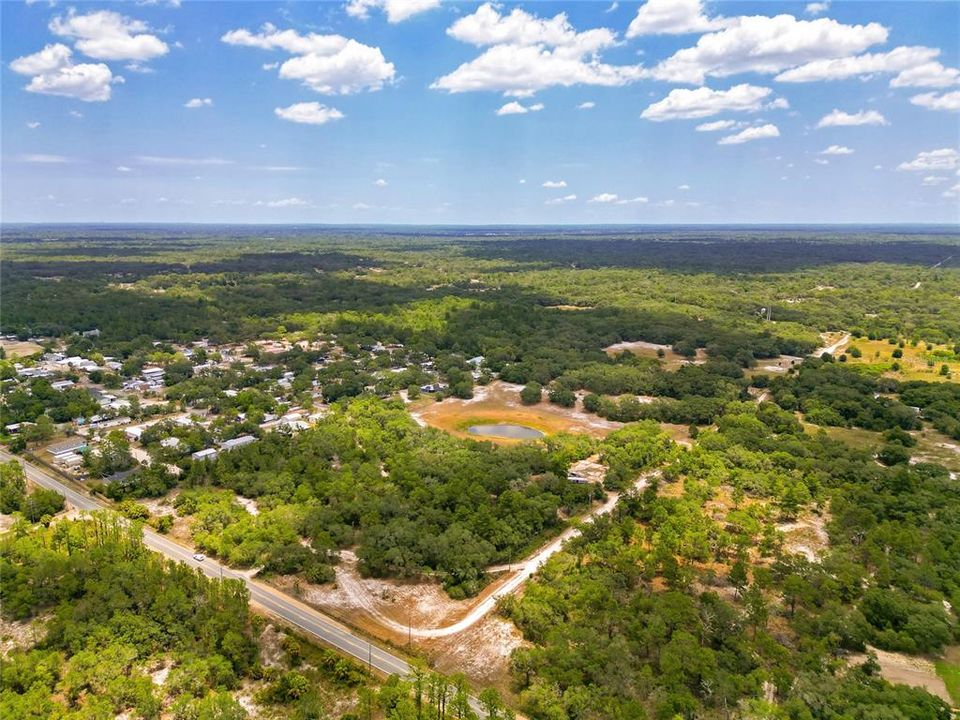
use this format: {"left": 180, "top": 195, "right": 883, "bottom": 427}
{"left": 2, "top": 0, "right": 959, "bottom": 224}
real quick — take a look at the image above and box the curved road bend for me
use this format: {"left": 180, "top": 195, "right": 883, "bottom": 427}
{"left": 0, "top": 451, "right": 410, "bottom": 679}
{"left": 369, "top": 470, "right": 657, "bottom": 639}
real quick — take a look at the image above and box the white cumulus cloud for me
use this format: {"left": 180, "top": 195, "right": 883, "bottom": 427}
{"left": 897, "top": 148, "right": 959, "bottom": 172}
{"left": 223, "top": 23, "right": 395, "bottom": 94}
{"left": 910, "top": 91, "right": 960, "bottom": 112}
{"left": 374, "top": 178, "right": 388, "bottom": 186}
{"left": 50, "top": 9, "right": 169, "bottom": 62}
{"left": 626, "top": 0, "right": 732, "bottom": 37}
{"left": 805, "top": 2, "right": 830, "bottom": 16}
{"left": 577, "top": 101, "right": 595, "bottom": 109}
{"left": 776, "top": 45, "right": 957, "bottom": 88}
{"left": 345, "top": 0, "right": 441, "bottom": 23}
{"left": 641, "top": 84, "right": 784, "bottom": 121}
{"left": 889, "top": 61, "right": 960, "bottom": 89}
{"left": 545, "top": 194, "right": 577, "bottom": 205}
{"left": 495, "top": 100, "right": 543, "bottom": 115}
{"left": 589, "top": 192, "right": 619, "bottom": 203}
{"left": 9, "top": 43, "right": 120, "bottom": 102}
{"left": 542, "top": 180, "right": 567, "bottom": 188}
{"left": 717, "top": 123, "right": 780, "bottom": 145}
{"left": 816, "top": 108, "right": 888, "bottom": 127}
{"left": 820, "top": 144, "right": 854, "bottom": 155}
{"left": 431, "top": 3, "right": 644, "bottom": 97}
{"left": 695, "top": 119, "right": 740, "bottom": 131}
{"left": 648, "top": 14, "right": 887, "bottom": 85}
{"left": 184, "top": 97, "right": 213, "bottom": 108}
{"left": 275, "top": 102, "right": 345, "bottom": 125}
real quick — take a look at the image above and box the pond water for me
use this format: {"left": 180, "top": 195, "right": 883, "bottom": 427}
{"left": 467, "top": 423, "right": 545, "bottom": 440}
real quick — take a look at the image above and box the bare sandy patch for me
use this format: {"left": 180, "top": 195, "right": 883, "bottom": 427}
{"left": 410, "top": 381, "right": 621, "bottom": 441}
{"left": 259, "top": 623, "right": 287, "bottom": 669}
{"left": 746, "top": 355, "right": 803, "bottom": 377}
{"left": 778, "top": 510, "right": 830, "bottom": 563}
{"left": 289, "top": 551, "right": 484, "bottom": 637}
{"left": 0, "top": 513, "right": 16, "bottom": 535}
{"left": 423, "top": 614, "right": 527, "bottom": 691}
{"left": 149, "top": 660, "right": 172, "bottom": 687}
{"left": 0, "top": 615, "right": 47, "bottom": 656}
{"left": 140, "top": 491, "right": 179, "bottom": 517}
{"left": 848, "top": 646, "right": 953, "bottom": 704}
{"left": 236, "top": 495, "right": 260, "bottom": 516}
{"left": 604, "top": 340, "right": 708, "bottom": 369}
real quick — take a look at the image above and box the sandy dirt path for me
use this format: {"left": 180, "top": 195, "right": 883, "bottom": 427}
{"left": 812, "top": 332, "right": 851, "bottom": 357}
{"left": 343, "top": 470, "right": 658, "bottom": 639}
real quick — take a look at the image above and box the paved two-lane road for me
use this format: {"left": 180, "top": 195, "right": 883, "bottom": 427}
{"left": 0, "top": 450, "right": 411, "bottom": 679}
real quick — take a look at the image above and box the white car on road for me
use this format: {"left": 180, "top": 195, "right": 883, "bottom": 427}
{"left": 192, "top": 553, "right": 206, "bottom": 562}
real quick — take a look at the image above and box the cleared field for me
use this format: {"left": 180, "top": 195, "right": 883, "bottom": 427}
{"left": 802, "top": 423, "right": 959, "bottom": 474}
{"left": 745, "top": 354, "right": 804, "bottom": 378}
{"left": 841, "top": 338, "right": 959, "bottom": 383}
{"left": 409, "top": 381, "right": 622, "bottom": 441}
{"left": 802, "top": 422, "right": 881, "bottom": 450}
{"left": 604, "top": 340, "right": 708, "bottom": 369}
{"left": 913, "top": 430, "right": 960, "bottom": 474}
{"left": 848, "top": 647, "right": 954, "bottom": 705}
{"left": 0, "top": 339, "right": 43, "bottom": 358}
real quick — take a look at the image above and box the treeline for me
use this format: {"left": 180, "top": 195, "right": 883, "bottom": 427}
{"left": 464, "top": 236, "right": 960, "bottom": 272}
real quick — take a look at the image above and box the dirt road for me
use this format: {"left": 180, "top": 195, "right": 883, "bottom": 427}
{"left": 812, "top": 332, "right": 851, "bottom": 357}
{"left": 348, "top": 471, "right": 658, "bottom": 639}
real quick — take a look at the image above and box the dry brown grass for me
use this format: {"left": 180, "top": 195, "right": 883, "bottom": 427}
{"left": 410, "top": 381, "right": 621, "bottom": 442}
{"left": 1, "top": 339, "right": 43, "bottom": 359}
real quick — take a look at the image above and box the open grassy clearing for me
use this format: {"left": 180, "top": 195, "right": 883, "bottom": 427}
{"left": 604, "top": 339, "right": 708, "bottom": 369}
{"left": 409, "top": 381, "right": 622, "bottom": 442}
{"left": 843, "top": 337, "right": 960, "bottom": 382}
{"left": 0, "top": 339, "right": 43, "bottom": 359}
{"left": 801, "top": 422, "right": 881, "bottom": 450}
{"left": 913, "top": 429, "right": 960, "bottom": 474}
{"left": 801, "top": 422, "right": 960, "bottom": 474}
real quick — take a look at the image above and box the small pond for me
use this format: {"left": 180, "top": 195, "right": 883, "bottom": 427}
{"left": 467, "top": 423, "right": 545, "bottom": 440}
